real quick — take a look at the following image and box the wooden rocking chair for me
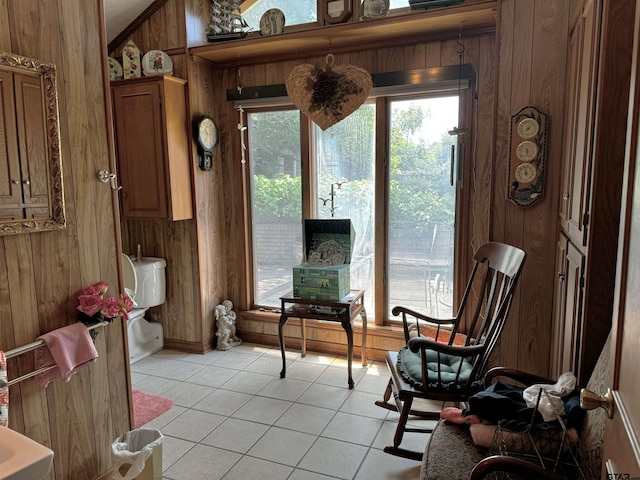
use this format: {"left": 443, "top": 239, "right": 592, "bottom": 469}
{"left": 376, "top": 241, "right": 526, "bottom": 460}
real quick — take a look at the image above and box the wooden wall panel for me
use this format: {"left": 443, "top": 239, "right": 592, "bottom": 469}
{"left": 185, "top": 0, "right": 209, "bottom": 48}
{"left": 0, "top": 0, "right": 9, "bottom": 50}
{"left": 189, "top": 61, "right": 226, "bottom": 347}
{"left": 109, "top": 0, "right": 213, "bottom": 353}
{"left": 493, "top": 0, "right": 533, "bottom": 371}
{"left": 111, "top": 0, "right": 185, "bottom": 53}
{"left": 492, "top": 0, "right": 569, "bottom": 375}
{"left": 0, "top": 0, "right": 130, "bottom": 478}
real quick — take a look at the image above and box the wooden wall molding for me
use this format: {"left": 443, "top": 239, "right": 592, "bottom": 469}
{"left": 107, "top": 0, "right": 169, "bottom": 53}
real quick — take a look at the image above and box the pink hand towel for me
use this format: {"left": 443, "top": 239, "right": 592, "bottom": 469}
{"left": 0, "top": 351, "right": 7, "bottom": 426}
{"left": 34, "top": 323, "right": 98, "bottom": 387}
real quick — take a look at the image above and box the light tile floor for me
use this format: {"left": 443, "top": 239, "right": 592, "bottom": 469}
{"left": 131, "top": 343, "right": 440, "bottom": 480}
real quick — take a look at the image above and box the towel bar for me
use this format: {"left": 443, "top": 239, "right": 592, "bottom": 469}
{"left": 4, "top": 320, "right": 108, "bottom": 386}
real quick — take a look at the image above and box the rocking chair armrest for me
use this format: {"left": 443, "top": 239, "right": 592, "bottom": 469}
{"left": 483, "top": 367, "right": 553, "bottom": 388}
{"left": 407, "top": 336, "right": 484, "bottom": 357}
{"left": 470, "top": 455, "right": 564, "bottom": 480}
{"left": 391, "top": 306, "right": 457, "bottom": 326}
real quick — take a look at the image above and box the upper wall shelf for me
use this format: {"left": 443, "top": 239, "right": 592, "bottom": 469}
{"left": 189, "top": 1, "right": 497, "bottom": 67}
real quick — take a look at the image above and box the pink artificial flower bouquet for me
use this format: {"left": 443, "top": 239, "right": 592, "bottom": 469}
{"left": 77, "top": 281, "right": 133, "bottom": 322}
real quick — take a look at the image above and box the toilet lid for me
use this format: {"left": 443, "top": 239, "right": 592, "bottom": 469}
{"left": 121, "top": 253, "right": 137, "bottom": 299}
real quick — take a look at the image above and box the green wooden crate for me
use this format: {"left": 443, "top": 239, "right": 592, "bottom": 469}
{"left": 292, "top": 264, "right": 350, "bottom": 300}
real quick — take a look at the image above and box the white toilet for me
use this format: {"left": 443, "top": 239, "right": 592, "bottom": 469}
{"left": 121, "top": 253, "right": 167, "bottom": 364}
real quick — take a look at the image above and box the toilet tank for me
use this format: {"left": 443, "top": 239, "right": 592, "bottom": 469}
{"left": 132, "top": 257, "right": 167, "bottom": 308}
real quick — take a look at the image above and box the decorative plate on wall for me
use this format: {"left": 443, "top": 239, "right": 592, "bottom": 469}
{"left": 122, "top": 40, "right": 141, "bottom": 79}
{"left": 142, "top": 50, "right": 173, "bottom": 77}
{"left": 260, "top": 8, "right": 285, "bottom": 35}
{"left": 361, "top": 0, "right": 390, "bottom": 19}
{"left": 507, "top": 105, "right": 548, "bottom": 207}
{"left": 107, "top": 57, "right": 123, "bottom": 81}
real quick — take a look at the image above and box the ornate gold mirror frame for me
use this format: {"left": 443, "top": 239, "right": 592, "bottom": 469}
{"left": 0, "top": 52, "right": 65, "bottom": 235}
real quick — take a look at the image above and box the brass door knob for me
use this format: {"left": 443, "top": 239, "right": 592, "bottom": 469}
{"left": 580, "top": 387, "right": 613, "bottom": 418}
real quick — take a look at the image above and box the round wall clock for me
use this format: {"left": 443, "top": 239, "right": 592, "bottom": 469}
{"left": 194, "top": 116, "right": 219, "bottom": 171}
{"left": 515, "top": 163, "right": 537, "bottom": 183}
{"left": 516, "top": 140, "right": 539, "bottom": 162}
{"left": 517, "top": 117, "right": 540, "bottom": 139}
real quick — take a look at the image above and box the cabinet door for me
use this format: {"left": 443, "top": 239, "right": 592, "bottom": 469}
{"left": 0, "top": 70, "right": 23, "bottom": 219}
{"left": 112, "top": 81, "right": 168, "bottom": 219}
{"left": 558, "top": 0, "right": 601, "bottom": 246}
{"left": 551, "top": 234, "right": 568, "bottom": 377}
{"left": 560, "top": 240, "right": 585, "bottom": 375}
{"left": 14, "top": 73, "right": 50, "bottom": 216}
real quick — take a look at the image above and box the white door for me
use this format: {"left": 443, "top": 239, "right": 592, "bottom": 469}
{"left": 601, "top": 1, "right": 640, "bottom": 474}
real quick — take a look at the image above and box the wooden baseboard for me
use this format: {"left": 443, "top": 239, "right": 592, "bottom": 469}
{"left": 162, "top": 311, "right": 406, "bottom": 362}
{"left": 163, "top": 337, "right": 214, "bottom": 354}
{"left": 237, "top": 311, "right": 408, "bottom": 363}
{"left": 239, "top": 331, "right": 388, "bottom": 362}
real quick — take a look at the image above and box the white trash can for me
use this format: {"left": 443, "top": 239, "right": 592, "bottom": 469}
{"left": 111, "top": 428, "right": 163, "bottom": 480}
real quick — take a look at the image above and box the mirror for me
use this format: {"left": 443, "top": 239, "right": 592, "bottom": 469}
{"left": 0, "top": 51, "right": 65, "bottom": 235}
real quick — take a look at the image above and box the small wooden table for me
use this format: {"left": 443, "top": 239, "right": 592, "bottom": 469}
{"left": 278, "top": 290, "right": 367, "bottom": 389}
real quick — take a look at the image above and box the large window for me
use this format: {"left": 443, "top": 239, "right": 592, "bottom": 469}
{"left": 240, "top": 0, "right": 411, "bottom": 31}
{"left": 387, "top": 96, "right": 457, "bottom": 318}
{"left": 242, "top": 1, "right": 317, "bottom": 30}
{"left": 314, "top": 104, "right": 376, "bottom": 315}
{"left": 248, "top": 109, "right": 302, "bottom": 307}
{"left": 246, "top": 89, "right": 463, "bottom": 324}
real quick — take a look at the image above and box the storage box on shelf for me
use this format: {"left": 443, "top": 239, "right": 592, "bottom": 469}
{"left": 292, "top": 219, "right": 356, "bottom": 300}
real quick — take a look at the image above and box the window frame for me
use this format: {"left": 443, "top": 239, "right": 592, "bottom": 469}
{"left": 241, "top": 73, "right": 475, "bottom": 327}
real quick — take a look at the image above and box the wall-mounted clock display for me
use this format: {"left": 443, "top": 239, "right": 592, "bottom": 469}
{"left": 516, "top": 140, "right": 539, "bottom": 162}
{"left": 517, "top": 117, "right": 540, "bottom": 139}
{"left": 515, "top": 163, "right": 537, "bottom": 183}
{"left": 194, "top": 116, "right": 219, "bottom": 171}
{"left": 507, "top": 105, "right": 548, "bottom": 207}
{"left": 322, "top": 0, "right": 352, "bottom": 24}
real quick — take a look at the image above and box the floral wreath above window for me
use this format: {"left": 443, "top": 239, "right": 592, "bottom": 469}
{"left": 286, "top": 54, "right": 372, "bottom": 130}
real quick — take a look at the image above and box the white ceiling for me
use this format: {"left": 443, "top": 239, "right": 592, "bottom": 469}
{"left": 104, "top": 0, "right": 156, "bottom": 44}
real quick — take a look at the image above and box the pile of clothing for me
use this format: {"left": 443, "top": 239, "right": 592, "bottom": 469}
{"left": 440, "top": 372, "right": 585, "bottom": 455}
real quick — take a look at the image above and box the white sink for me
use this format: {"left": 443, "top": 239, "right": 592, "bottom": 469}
{"left": 0, "top": 428, "right": 53, "bottom": 480}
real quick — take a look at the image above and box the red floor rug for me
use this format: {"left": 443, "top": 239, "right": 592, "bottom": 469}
{"left": 132, "top": 389, "right": 174, "bottom": 428}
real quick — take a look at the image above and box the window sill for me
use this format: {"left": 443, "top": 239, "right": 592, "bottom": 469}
{"left": 238, "top": 308, "right": 407, "bottom": 362}
{"left": 239, "top": 308, "right": 405, "bottom": 336}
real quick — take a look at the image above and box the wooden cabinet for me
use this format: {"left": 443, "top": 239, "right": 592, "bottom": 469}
{"left": 111, "top": 76, "right": 193, "bottom": 220}
{"left": 0, "top": 70, "right": 50, "bottom": 220}
{"left": 552, "top": 0, "right": 633, "bottom": 383}
{"left": 552, "top": 234, "right": 585, "bottom": 375}
{"left": 558, "top": 4, "right": 599, "bottom": 247}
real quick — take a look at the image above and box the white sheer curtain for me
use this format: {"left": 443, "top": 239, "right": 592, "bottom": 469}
{"left": 314, "top": 104, "right": 376, "bottom": 315}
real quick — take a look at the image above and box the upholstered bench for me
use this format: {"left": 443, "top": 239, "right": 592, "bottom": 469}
{"left": 419, "top": 337, "right": 609, "bottom": 480}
